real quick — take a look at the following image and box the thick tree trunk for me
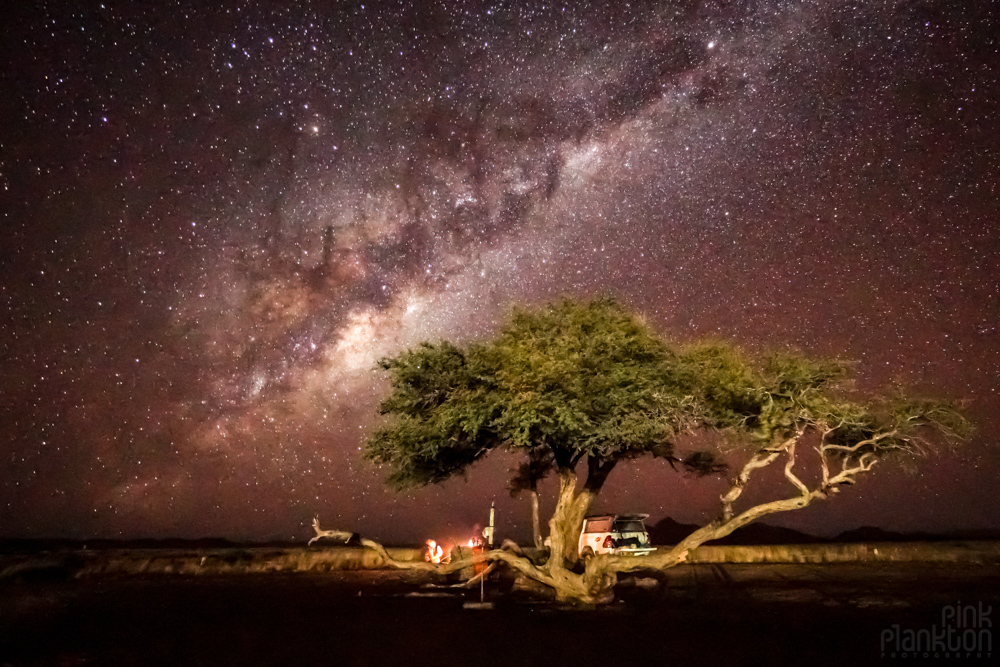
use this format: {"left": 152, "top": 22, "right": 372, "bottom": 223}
{"left": 545, "top": 469, "right": 595, "bottom": 569}
{"left": 536, "top": 469, "right": 623, "bottom": 604}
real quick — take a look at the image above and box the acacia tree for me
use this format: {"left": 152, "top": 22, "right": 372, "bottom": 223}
{"left": 315, "top": 299, "right": 969, "bottom": 604}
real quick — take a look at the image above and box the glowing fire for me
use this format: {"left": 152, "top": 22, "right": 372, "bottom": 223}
{"left": 425, "top": 539, "right": 444, "bottom": 564}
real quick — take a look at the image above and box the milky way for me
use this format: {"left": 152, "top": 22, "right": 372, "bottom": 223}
{"left": 2, "top": 0, "right": 998, "bottom": 543}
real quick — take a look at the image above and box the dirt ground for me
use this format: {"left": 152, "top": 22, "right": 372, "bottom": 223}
{"left": 2, "top": 562, "right": 997, "bottom": 665}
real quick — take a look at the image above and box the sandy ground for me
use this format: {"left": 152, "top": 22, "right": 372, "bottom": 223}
{"left": 2, "top": 562, "right": 997, "bottom": 665}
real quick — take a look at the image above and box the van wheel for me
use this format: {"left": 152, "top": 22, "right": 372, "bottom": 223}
{"left": 581, "top": 546, "right": 595, "bottom": 561}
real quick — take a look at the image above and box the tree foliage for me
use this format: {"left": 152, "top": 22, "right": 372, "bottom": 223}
{"left": 365, "top": 298, "right": 724, "bottom": 491}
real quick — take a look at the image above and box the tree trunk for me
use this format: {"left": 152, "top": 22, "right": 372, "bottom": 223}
{"left": 546, "top": 469, "right": 595, "bottom": 570}
{"left": 537, "top": 470, "right": 619, "bottom": 604}
{"left": 530, "top": 489, "right": 543, "bottom": 550}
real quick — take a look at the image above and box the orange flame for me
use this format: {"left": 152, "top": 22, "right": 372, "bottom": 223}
{"left": 425, "top": 539, "right": 444, "bottom": 564}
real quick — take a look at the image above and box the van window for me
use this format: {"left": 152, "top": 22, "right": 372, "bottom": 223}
{"left": 613, "top": 520, "right": 646, "bottom": 533}
{"left": 584, "top": 518, "right": 613, "bottom": 532}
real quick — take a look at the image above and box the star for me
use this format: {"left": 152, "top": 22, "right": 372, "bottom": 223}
{"left": 0, "top": 0, "right": 997, "bottom": 543}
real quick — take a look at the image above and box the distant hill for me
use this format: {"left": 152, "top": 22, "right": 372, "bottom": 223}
{"left": 650, "top": 517, "right": 1000, "bottom": 546}
{"left": 0, "top": 537, "right": 302, "bottom": 554}
{"left": 649, "top": 517, "right": 824, "bottom": 546}
{"left": 832, "top": 527, "right": 923, "bottom": 543}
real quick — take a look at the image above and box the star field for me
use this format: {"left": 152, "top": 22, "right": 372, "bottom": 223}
{"left": 2, "top": 0, "right": 998, "bottom": 544}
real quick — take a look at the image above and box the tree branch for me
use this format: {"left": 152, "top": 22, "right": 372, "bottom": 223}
{"left": 584, "top": 457, "right": 617, "bottom": 492}
{"left": 820, "top": 430, "right": 900, "bottom": 455}
{"left": 719, "top": 431, "right": 801, "bottom": 522}
{"left": 607, "top": 428, "right": 910, "bottom": 577}
{"left": 308, "top": 517, "right": 356, "bottom": 546}
{"left": 783, "top": 441, "right": 810, "bottom": 497}
{"left": 447, "top": 562, "right": 498, "bottom": 588}
{"left": 308, "top": 528, "right": 557, "bottom": 589}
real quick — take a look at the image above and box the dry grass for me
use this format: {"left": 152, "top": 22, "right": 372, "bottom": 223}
{"left": 3, "top": 542, "right": 999, "bottom": 580}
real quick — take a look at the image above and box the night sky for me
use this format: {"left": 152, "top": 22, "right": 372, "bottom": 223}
{"left": 2, "top": 0, "right": 998, "bottom": 545}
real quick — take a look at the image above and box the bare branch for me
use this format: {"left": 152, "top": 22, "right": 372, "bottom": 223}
{"left": 333, "top": 534, "right": 558, "bottom": 589}
{"left": 308, "top": 517, "right": 355, "bottom": 546}
{"left": 782, "top": 441, "right": 810, "bottom": 497}
{"left": 609, "top": 425, "right": 897, "bottom": 577}
{"left": 446, "top": 562, "right": 498, "bottom": 588}
{"left": 820, "top": 430, "right": 900, "bottom": 455}
{"left": 719, "top": 431, "right": 801, "bottom": 521}
{"left": 815, "top": 420, "right": 845, "bottom": 489}
{"left": 825, "top": 453, "right": 878, "bottom": 488}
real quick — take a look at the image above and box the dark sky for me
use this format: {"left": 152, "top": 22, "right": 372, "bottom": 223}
{"left": 2, "top": 0, "right": 998, "bottom": 545}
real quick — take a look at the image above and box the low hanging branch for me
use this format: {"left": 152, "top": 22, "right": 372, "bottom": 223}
{"left": 604, "top": 409, "right": 967, "bottom": 579}
{"left": 308, "top": 517, "right": 356, "bottom": 546}
{"left": 310, "top": 516, "right": 555, "bottom": 585}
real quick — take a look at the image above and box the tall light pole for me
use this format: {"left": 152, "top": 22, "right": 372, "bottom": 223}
{"left": 482, "top": 501, "right": 495, "bottom": 548}
{"left": 479, "top": 501, "right": 495, "bottom": 605}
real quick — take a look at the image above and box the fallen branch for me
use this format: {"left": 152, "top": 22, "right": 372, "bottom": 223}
{"left": 306, "top": 523, "right": 559, "bottom": 592}
{"left": 447, "top": 562, "right": 498, "bottom": 588}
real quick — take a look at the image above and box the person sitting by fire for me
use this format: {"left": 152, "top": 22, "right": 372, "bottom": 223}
{"left": 424, "top": 539, "right": 445, "bottom": 563}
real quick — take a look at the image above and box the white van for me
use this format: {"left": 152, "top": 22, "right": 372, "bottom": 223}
{"left": 578, "top": 514, "right": 655, "bottom": 558}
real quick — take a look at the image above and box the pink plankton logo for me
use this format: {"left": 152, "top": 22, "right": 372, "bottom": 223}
{"left": 881, "top": 602, "right": 992, "bottom": 659}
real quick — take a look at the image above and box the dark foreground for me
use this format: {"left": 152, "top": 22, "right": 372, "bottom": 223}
{"left": 2, "top": 563, "right": 997, "bottom": 665}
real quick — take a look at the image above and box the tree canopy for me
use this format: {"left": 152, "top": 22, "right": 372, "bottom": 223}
{"left": 365, "top": 298, "right": 720, "bottom": 491}
{"left": 366, "top": 298, "right": 968, "bottom": 495}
